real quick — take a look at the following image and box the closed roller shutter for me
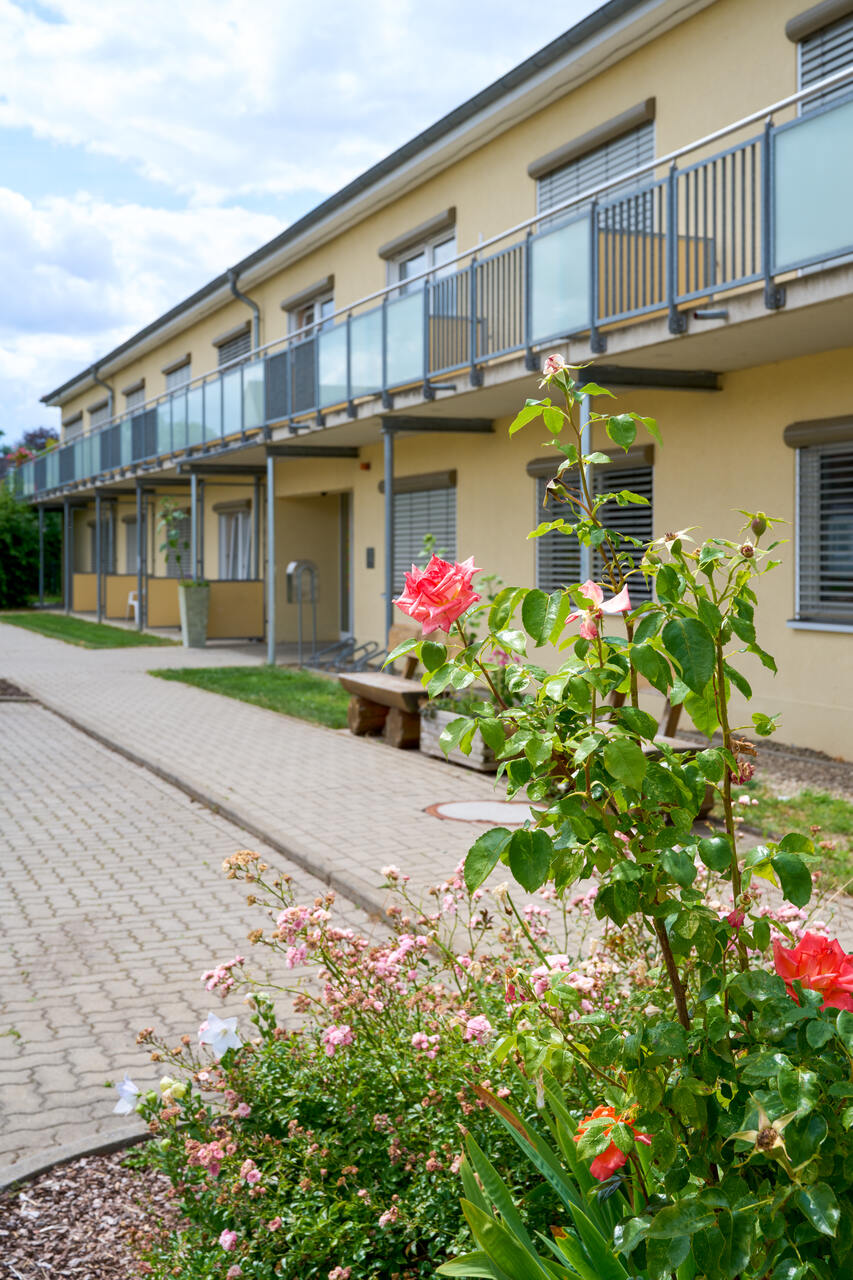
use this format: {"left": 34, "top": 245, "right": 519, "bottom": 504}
{"left": 217, "top": 330, "right": 252, "bottom": 367}
{"left": 797, "top": 444, "right": 853, "bottom": 622}
{"left": 535, "top": 475, "right": 581, "bottom": 592}
{"left": 537, "top": 121, "right": 655, "bottom": 217}
{"left": 799, "top": 12, "right": 853, "bottom": 111}
{"left": 393, "top": 486, "right": 456, "bottom": 595}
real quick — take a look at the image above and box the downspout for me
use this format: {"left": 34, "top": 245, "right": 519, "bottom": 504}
{"left": 91, "top": 366, "right": 114, "bottom": 420}
{"left": 227, "top": 269, "right": 261, "bottom": 352}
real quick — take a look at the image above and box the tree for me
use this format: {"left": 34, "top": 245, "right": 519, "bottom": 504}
{"left": 0, "top": 487, "right": 62, "bottom": 607}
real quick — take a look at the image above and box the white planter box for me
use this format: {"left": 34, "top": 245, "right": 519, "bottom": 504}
{"left": 419, "top": 706, "right": 498, "bottom": 773}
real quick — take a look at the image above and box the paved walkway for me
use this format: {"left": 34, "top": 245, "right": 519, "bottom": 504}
{"left": 0, "top": 698, "right": 368, "bottom": 1184}
{"left": 0, "top": 624, "right": 501, "bottom": 913}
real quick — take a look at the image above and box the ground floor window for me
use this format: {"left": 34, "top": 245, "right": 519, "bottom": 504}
{"left": 392, "top": 484, "right": 456, "bottom": 592}
{"left": 534, "top": 460, "right": 653, "bottom": 601}
{"left": 88, "top": 515, "right": 116, "bottom": 574}
{"left": 218, "top": 508, "right": 252, "bottom": 580}
{"left": 165, "top": 510, "right": 192, "bottom": 579}
{"left": 124, "top": 517, "right": 138, "bottom": 574}
{"left": 797, "top": 443, "right": 853, "bottom": 623}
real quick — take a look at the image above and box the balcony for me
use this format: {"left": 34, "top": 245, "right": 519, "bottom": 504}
{"left": 9, "top": 69, "right": 853, "bottom": 500}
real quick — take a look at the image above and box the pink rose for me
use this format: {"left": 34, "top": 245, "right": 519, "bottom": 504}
{"left": 394, "top": 554, "right": 480, "bottom": 636}
{"left": 219, "top": 1229, "right": 237, "bottom": 1251}
{"left": 565, "top": 579, "right": 631, "bottom": 640}
{"left": 773, "top": 933, "right": 853, "bottom": 1011}
{"left": 542, "top": 353, "right": 567, "bottom": 378}
{"left": 463, "top": 1014, "right": 493, "bottom": 1045}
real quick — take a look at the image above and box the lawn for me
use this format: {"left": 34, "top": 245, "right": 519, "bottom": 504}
{"left": 150, "top": 665, "right": 351, "bottom": 729}
{"left": 729, "top": 781, "right": 853, "bottom": 891}
{"left": 0, "top": 611, "right": 177, "bottom": 648}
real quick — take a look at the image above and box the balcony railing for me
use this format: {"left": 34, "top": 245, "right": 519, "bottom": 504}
{"left": 9, "top": 65, "right": 853, "bottom": 501}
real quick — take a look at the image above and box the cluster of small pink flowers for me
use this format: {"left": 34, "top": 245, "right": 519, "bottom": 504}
{"left": 275, "top": 905, "right": 312, "bottom": 942}
{"left": 219, "top": 1228, "right": 237, "bottom": 1251}
{"left": 187, "top": 1138, "right": 227, "bottom": 1178}
{"left": 462, "top": 1014, "right": 493, "bottom": 1045}
{"left": 411, "top": 1030, "right": 440, "bottom": 1058}
{"left": 267, "top": 1217, "right": 282, "bottom": 1231}
{"left": 377, "top": 1203, "right": 399, "bottom": 1228}
{"left": 321, "top": 1023, "right": 354, "bottom": 1056}
{"left": 239, "top": 1158, "right": 261, "bottom": 1185}
{"left": 329, "top": 1269, "right": 352, "bottom": 1280}
{"left": 226, "top": 1267, "right": 242, "bottom": 1279}
{"left": 201, "top": 955, "right": 245, "bottom": 995}
{"left": 285, "top": 943, "right": 308, "bottom": 969}
{"left": 522, "top": 902, "right": 552, "bottom": 940}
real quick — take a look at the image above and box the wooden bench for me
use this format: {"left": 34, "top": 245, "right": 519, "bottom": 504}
{"left": 339, "top": 625, "right": 425, "bottom": 748}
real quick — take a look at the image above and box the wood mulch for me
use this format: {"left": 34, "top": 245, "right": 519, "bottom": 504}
{"left": 0, "top": 679, "right": 32, "bottom": 700}
{"left": 0, "top": 1149, "right": 171, "bottom": 1279}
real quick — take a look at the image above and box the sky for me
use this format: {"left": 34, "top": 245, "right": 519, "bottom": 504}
{"left": 0, "top": 0, "right": 602, "bottom": 444}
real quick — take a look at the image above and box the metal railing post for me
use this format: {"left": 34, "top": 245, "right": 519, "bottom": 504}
{"left": 667, "top": 162, "right": 687, "bottom": 334}
{"left": 383, "top": 427, "right": 395, "bottom": 637}
{"left": 95, "top": 489, "right": 102, "bottom": 623}
{"left": 64, "top": 499, "right": 71, "bottom": 614}
{"left": 468, "top": 255, "right": 482, "bottom": 386}
{"left": 38, "top": 506, "right": 45, "bottom": 606}
{"left": 346, "top": 311, "right": 355, "bottom": 416}
{"left": 266, "top": 454, "right": 276, "bottom": 665}
{"left": 762, "top": 115, "right": 786, "bottom": 310}
{"left": 422, "top": 281, "right": 434, "bottom": 400}
{"left": 381, "top": 293, "right": 391, "bottom": 410}
{"left": 190, "top": 472, "right": 198, "bottom": 582}
{"left": 523, "top": 229, "right": 537, "bottom": 370}
{"left": 589, "top": 198, "right": 606, "bottom": 354}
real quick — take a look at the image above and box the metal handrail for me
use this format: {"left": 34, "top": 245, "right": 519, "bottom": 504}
{"left": 10, "top": 59, "right": 853, "bottom": 489}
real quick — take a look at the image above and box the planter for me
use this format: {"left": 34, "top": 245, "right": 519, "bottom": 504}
{"left": 178, "top": 582, "right": 210, "bottom": 648}
{"left": 419, "top": 706, "right": 498, "bottom": 772}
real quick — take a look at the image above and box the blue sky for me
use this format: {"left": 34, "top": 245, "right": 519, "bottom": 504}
{"left": 0, "top": 0, "right": 599, "bottom": 443}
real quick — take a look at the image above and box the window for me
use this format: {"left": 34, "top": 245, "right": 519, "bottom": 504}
{"left": 796, "top": 443, "right": 853, "bottom": 622}
{"left": 216, "top": 329, "right": 252, "bottom": 368}
{"left": 124, "top": 517, "right": 139, "bottom": 574}
{"left": 533, "top": 459, "right": 653, "bottom": 601}
{"left": 798, "top": 10, "right": 853, "bottom": 112}
{"left": 218, "top": 508, "right": 252, "bottom": 580}
{"left": 89, "top": 400, "right": 112, "bottom": 430}
{"left": 165, "top": 360, "right": 191, "bottom": 392}
{"left": 164, "top": 509, "right": 192, "bottom": 578}
{"left": 125, "top": 385, "right": 145, "bottom": 413}
{"left": 288, "top": 294, "right": 334, "bottom": 337}
{"left": 88, "top": 515, "right": 116, "bottom": 573}
{"left": 393, "top": 233, "right": 457, "bottom": 295}
{"left": 392, "top": 483, "right": 456, "bottom": 593}
{"left": 63, "top": 415, "right": 83, "bottom": 443}
{"left": 536, "top": 120, "right": 655, "bottom": 220}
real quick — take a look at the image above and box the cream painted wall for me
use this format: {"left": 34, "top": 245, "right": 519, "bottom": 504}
{"left": 272, "top": 493, "right": 342, "bottom": 642}
{"left": 57, "top": 0, "right": 805, "bottom": 435}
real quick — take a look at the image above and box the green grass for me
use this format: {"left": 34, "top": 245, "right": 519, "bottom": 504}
{"left": 726, "top": 781, "right": 853, "bottom": 890}
{"left": 0, "top": 611, "right": 177, "bottom": 648}
{"left": 150, "top": 665, "right": 351, "bottom": 729}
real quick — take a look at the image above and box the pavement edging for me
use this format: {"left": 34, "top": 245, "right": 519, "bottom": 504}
{"left": 0, "top": 1125, "right": 149, "bottom": 1196}
{"left": 23, "top": 689, "right": 387, "bottom": 923}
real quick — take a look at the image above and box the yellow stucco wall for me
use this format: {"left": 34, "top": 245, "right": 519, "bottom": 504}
{"left": 55, "top": 0, "right": 806, "bottom": 436}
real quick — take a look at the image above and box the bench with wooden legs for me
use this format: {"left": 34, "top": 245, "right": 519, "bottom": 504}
{"left": 339, "top": 624, "right": 426, "bottom": 748}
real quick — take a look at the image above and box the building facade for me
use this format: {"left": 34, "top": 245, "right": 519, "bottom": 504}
{"left": 9, "top": 0, "right": 853, "bottom": 755}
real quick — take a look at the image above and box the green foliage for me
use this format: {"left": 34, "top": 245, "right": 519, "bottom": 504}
{"left": 0, "top": 487, "right": 61, "bottom": 607}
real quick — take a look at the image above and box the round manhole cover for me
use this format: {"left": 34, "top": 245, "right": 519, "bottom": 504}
{"left": 425, "top": 800, "right": 536, "bottom": 826}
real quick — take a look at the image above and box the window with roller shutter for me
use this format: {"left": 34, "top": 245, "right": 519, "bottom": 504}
{"left": 796, "top": 443, "right": 853, "bottom": 623}
{"left": 391, "top": 484, "right": 456, "bottom": 597}
{"left": 217, "top": 329, "right": 252, "bottom": 368}
{"left": 536, "top": 120, "right": 655, "bottom": 221}
{"left": 798, "top": 11, "right": 853, "bottom": 112}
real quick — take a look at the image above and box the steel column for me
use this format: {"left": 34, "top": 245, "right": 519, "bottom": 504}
{"left": 38, "top": 507, "right": 45, "bottom": 606}
{"left": 266, "top": 454, "right": 276, "bottom": 665}
{"left": 136, "top": 482, "right": 144, "bottom": 631}
{"left": 589, "top": 199, "right": 606, "bottom": 354}
{"left": 190, "top": 472, "right": 198, "bottom": 582}
{"left": 667, "top": 162, "right": 687, "bottom": 335}
{"left": 579, "top": 393, "right": 592, "bottom": 584}
{"left": 253, "top": 476, "right": 260, "bottom": 579}
{"left": 383, "top": 427, "right": 395, "bottom": 638}
{"left": 63, "top": 499, "right": 71, "bottom": 613}
{"left": 198, "top": 479, "right": 205, "bottom": 580}
{"left": 95, "top": 490, "right": 102, "bottom": 623}
{"left": 762, "top": 116, "right": 786, "bottom": 310}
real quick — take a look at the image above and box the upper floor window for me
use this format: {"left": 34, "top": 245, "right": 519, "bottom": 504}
{"left": 124, "top": 382, "right": 145, "bottom": 413}
{"left": 786, "top": 417, "right": 853, "bottom": 624}
{"left": 379, "top": 209, "right": 457, "bottom": 296}
{"left": 89, "top": 399, "right": 111, "bottom": 430}
{"left": 215, "top": 325, "right": 252, "bottom": 368}
{"left": 281, "top": 275, "right": 336, "bottom": 338}
{"left": 795, "top": 6, "right": 853, "bottom": 111}
{"left": 63, "top": 414, "right": 83, "bottom": 443}
{"left": 164, "top": 358, "right": 191, "bottom": 392}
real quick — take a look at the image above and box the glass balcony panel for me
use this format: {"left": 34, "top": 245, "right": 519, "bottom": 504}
{"left": 204, "top": 378, "right": 222, "bottom": 440}
{"left": 172, "top": 392, "right": 188, "bottom": 452}
{"left": 243, "top": 360, "right": 265, "bottom": 429}
{"left": 124, "top": 417, "right": 136, "bottom": 465}
{"left": 222, "top": 369, "right": 242, "bottom": 435}
{"left": 318, "top": 323, "right": 348, "bottom": 407}
{"left": 154, "top": 403, "right": 169, "bottom": 455}
{"left": 529, "top": 213, "right": 591, "bottom": 343}
{"left": 47, "top": 451, "right": 58, "bottom": 490}
{"left": 774, "top": 97, "right": 853, "bottom": 271}
{"left": 350, "top": 308, "right": 382, "bottom": 396}
{"left": 187, "top": 385, "right": 204, "bottom": 447}
{"left": 386, "top": 293, "right": 424, "bottom": 387}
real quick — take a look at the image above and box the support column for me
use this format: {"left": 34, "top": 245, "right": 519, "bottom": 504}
{"left": 136, "top": 482, "right": 144, "bottom": 632}
{"left": 579, "top": 392, "right": 592, "bottom": 584}
{"left": 198, "top": 479, "right": 205, "bottom": 580}
{"left": 266, "top": 455, "right": 276, "bottom": 665}
{"left": 95, "top": 490, "right": 103, "bottom": 623}
{"left": 383, "top": 427, "right": 395, "bottom": 638}
{"left": 38, "top": 507, "right": 45, "bottom": 607}
{"left": 190, "top": 472, "right": 198, "bottom": 582}
{"left": 253, "top": 476, "right": 260, "bottom": 579}
{"left": 63, "top": 499, "right": 71, "bottom": 614}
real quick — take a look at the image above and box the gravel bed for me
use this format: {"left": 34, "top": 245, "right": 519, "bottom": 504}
{"left": 0, "top": 1149, "right": 170, "bottom": 1279}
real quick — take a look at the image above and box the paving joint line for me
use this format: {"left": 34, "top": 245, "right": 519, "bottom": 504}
{"left": 14, "top": 684, "right": 386, "bottom": 923}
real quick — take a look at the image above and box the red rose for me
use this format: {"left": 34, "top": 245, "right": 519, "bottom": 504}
{"left": 393, "top": 554, "right": 480, "bottom": 637}
{"left": 773, "top": 932, "right": 853, "bottom": 1011}
{"left": 574, "top": 1104, "right": 651, "bottom": 1182}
